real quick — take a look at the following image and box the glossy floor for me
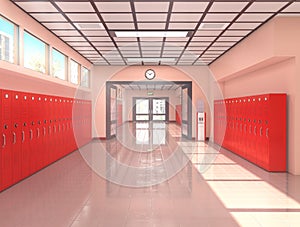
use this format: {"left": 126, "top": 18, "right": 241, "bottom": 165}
{"left": 0, "top": 123, "right": 300, "bottom": 227}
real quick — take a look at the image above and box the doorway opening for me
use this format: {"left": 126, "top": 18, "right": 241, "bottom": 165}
{"left": 106, "top": 81, "right": 192, "bottom": 140}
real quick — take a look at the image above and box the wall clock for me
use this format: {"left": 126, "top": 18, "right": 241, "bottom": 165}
{"left": 145, "top": 69, "right": 155, "bottom": 80}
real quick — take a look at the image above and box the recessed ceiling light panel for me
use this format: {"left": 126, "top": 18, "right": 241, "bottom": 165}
{"left": 115, "top": 31, "right": 188, "bottom": 38}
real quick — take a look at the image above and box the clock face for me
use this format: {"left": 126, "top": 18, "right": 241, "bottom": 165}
{"left": 145, "top": 69, "right": 155, "bottom": 80}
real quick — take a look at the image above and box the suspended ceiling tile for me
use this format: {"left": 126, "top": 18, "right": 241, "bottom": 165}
{"left": 140, "top": 41, "right": 163, "bottom": 46}
{"left": 95, "top": 2, "right": 132, "bottom": 12}
{"left": 90, "top": 37, "right": 112, "bottom": 42}
{"left": 186, "top": 46, "right": 207, "bottom": 51}
{"left": 237, "top": 13, "right": 273, "bottom": 22}
{"left": 138, "top": 23, "right": 166, "bottom": 29}
{"left": 15, "top": 2, "right": 58, "bottom": 12}
{"left": 82, "top": 30, "right": 108, "bottom": 36}
{"left": 142, "top": 53, "right": 161, "bottom": 57}
{"left": 192, "top": 37, "right": 216, "bottom": 42}
{"left": 42, "top": 23, "right": 74, "bottom": 30}
{"left": 30, "top": 13, "right": 67, "bottom": 22}
{"left": 61, "top": 36, "right": 86, "bottom": 42}
{"left": 141, "top": 46, "right": 162, "bottom": 50}
{"left": 187, "top": 50, "right": 204, "bottom": 56}
{"left": 163, "top": 46, "right": 184, "bottom": 50}
{"left": 78, "top": 50, "right": 99, "bottom": 55}
{"left": 92, "top": 41, "right": 115, "bottom": 47}
{"left": 67, "top": 42, "right": 91, "bottom": 47}
{"left": 101, "top": 14, "right": 133, "bottom": 22}
{"left": 195, "top": 30, "right": 223, "bottom": 36}
{"left": 164, "top": 42, "right": 187, "bottom": 47}
{"left": 212, "top": 41, "right": 236, "bottom": 47}
{"left": 168, "top": 23, "right": 197, "bottom": 29}
{"left": 165, "top": 37, "right": 190, "bottom": 42}
{"left": 170, "top": 14, "right": 202, "bottom": 22}
{"left": 229, "top": 22, "right": 261, "bottom": 30}
{"left": 209, "top": 2, "right": 248, "bottom": 12}
{"left": 208, "top": 46, "right": 231, "bottom": 51}
{"left": 172, "top": 2, "right": 209, "bottom": 12}
{"left": 204, "top": 50, "right": 225, "bottom": 55}
{"left": 282, "top": 2, "right": 300, "bottom": 12}
{"left": 246, "top": 2, "right": 288, "bottom": 13}
{"left": 113, "top": 37, "right": 138, "bottom": 42}
{"left": 53, "top": 30, "right": 80, "bottom": 36}
{"left": 134, "top": 2, "right": 170, "bottom": 12}
{"left": 217, "top": 36, "right": 243, "bottom": 42}
{"left": 188, "top": 42, "right": 211, "bottom": 47}
{"left": 74, "top": 46, "right": 95, "bottom": 51}
{"left": 66, "top": 13, "right": 99, "bottom": 22}
{"left": 55, "top": 2, "right": 95, "bottom": 12}
{"left": 106, "top": 23, "right": 135, "bottom": 29}
{"left": 136, "top": 14, "right": 168, "bottom": 22}
{"left": 223, "top": 30, "right": 252, "bottom": 36}
{"left": 139, "top": 38, "right": 164, "bottom": 42}
{"left": 204, "top": 13, "right": 238, "bottom": 22}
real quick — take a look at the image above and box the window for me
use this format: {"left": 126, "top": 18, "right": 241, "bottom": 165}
{"left": 52, "top": 48, "right": 66, "bottom": 80}
{"left": 81, "top": 67, "right": 90, "bottom": 88}
{"left": 70, "top": 59, "right": 79, "bottom": 84}
{"left": 0, "top": 16, "right": 16, "bottom": 63}
{"left": 24, "top": 31, "right": 47, "bottom": 73}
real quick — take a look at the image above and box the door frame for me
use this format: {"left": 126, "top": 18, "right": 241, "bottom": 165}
{"left": 106, "top": 81, "right": 192, "bottom": 140}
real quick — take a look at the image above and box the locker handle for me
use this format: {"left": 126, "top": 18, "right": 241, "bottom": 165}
{"left": 266, "top": 128, "right": 269, "bottom": 138}
{"left": 260, "top": 127, "right": 263, "bottom": 137}
{"left": 43, "top": 127, "right": 46, "bottom": 136}
{"left": 2, "top": 134, "right": 6, "bottom": 148}
{"left": 244, "top": 124, "right": 247, "bottom": 133}
{"left": 22, "top": 131, "right": 25, "bottom": 143}
{"left": 54, "top": 125, "right": 56, "bottom": 133}
{"left": 13, "top": 132, "right": 16, "bottom": 144}
{"left": 254, "top": 126, "right": 257, "bottom": 135}
{"left": 37, "top": 128, "right": 40, "bottom": 138}
{"left": 48, "top": 126, "right": 51, "bottom": 135}
{"left": 249, "top": 125, "right": 252, "bottom": 134}
{"left": 30, "top": 130, "right": 33, "bottom": 140}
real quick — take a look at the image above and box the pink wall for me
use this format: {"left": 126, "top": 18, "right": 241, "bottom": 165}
{"left": 93, "top": 65, "right": 211, "bottom": 139}
{"left": 209, "top": 16, "right": 300, "bottom": 175}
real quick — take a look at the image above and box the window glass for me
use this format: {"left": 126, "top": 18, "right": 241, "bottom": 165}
{"left": 70, "top": 59, "right": 79, "bottom": 84}
{"left": 0, "top": 16, "right": 15, "bottom": 63}
{"left": 24, "top": 31, "right": 47, "bottom": 73}
{"left": 52, "top": 48, "right": 66, "bottom": 80}
{"left": 81, "top": 67, "right": 89, "bottom": 87}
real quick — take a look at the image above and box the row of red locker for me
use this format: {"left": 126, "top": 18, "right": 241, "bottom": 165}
{"left": 0, "top": 89, "right": 92, "bottom": 192}
{"left": 214, "top": 93, "right": 286, "bottom": 171}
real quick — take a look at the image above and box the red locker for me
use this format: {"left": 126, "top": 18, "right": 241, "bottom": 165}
{"left": 11, "top": 91, "right": 22, "bottom": 183}
{"left": 1, "top": 90, "right": 13, "bottom": 191}
{"left": 20, "top": 92, "right": 31, "bottom": 178}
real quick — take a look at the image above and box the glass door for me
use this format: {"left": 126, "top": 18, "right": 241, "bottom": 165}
{"left": 134, "top": 98, "right": 150, "bottom": 121}
{"left": 133, "top": 97, "right": 169, "bottom": 122}
{"left": 181, "top": 84, "right": 192, "bottom": 139}
{"left": 106, "top": 83, "right": 117, "bottom": 139}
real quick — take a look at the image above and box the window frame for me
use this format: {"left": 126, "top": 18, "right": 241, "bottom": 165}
{"left": 81, "top": 66, "right": 90, "bottom": 88}
{"left": 23, "top": 30, "right": 49, "bottom": 74}
{"left": 0, "top": 14, "right": 19, "bottom": 64}
{"left": 51, "top": 47, "right": 67, "bottom": 81}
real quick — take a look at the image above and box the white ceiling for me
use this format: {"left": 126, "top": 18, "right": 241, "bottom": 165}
{"left": 11, "top": 0, "right": 300, "bottom": 66}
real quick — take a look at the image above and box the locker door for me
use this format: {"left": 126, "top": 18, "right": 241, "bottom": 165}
{"left": 21, "top": 92, "right": 31, "bottom": 178}
{"left": 256, "top": 95, "right": 264, "bottom": 166}
{"left": 11, "top": 91, "right": 22, "bottom": 183}
{"left": 42, "top": 95, "right": 49, "bottom": 165}
{"left": 261, "top": 95, "right": 270, "bottom": 169}
{"left": 28, "top": 94, "right": 38, "bottom": 174}
{"left": 48, "top": 97, "right": 55, "bottom": 162}
{"left": 1, "top": 90, "right": 13, "bottom": 190}
{"left": 245, "top": 97, "right": 251, "bottom": 160}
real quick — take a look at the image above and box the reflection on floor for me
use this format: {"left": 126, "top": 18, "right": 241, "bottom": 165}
{"left": 0, "top": 122, "right": 300, "bottom": 227}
